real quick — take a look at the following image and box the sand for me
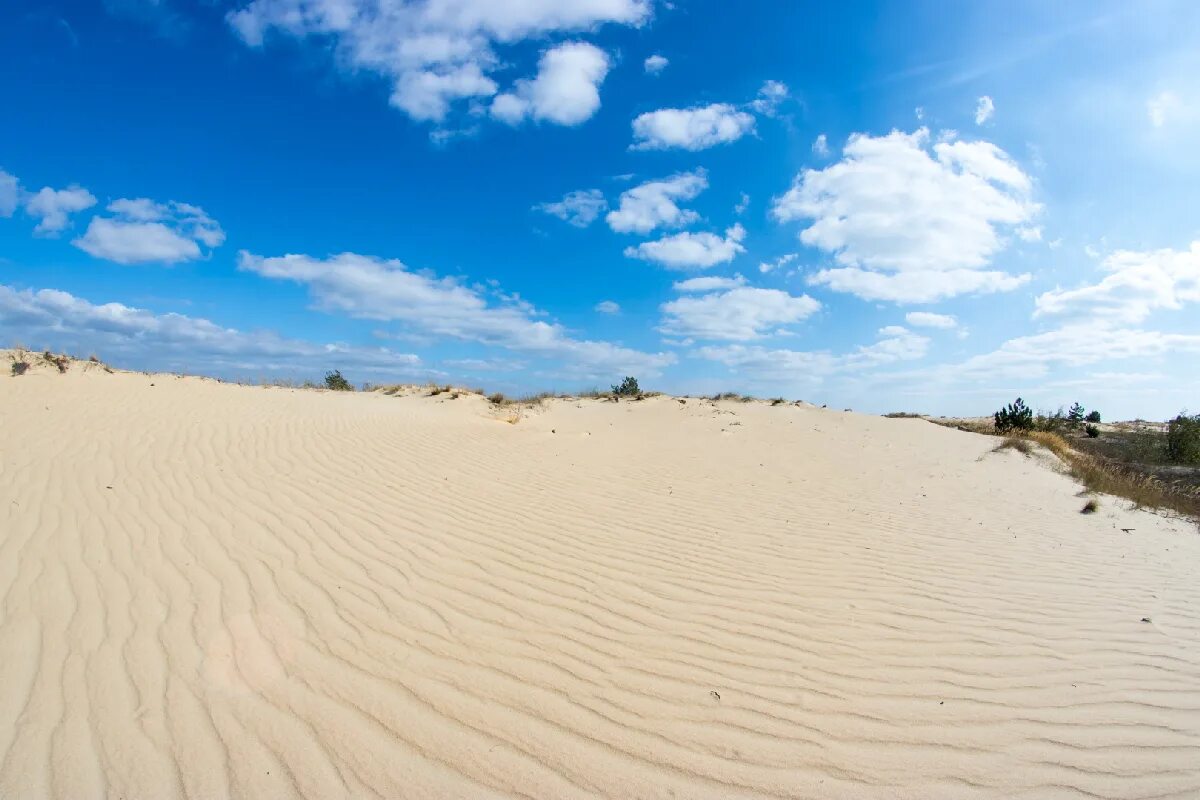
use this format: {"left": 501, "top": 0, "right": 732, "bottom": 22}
{"left": 2, "top": 356, "right": 1199, "bottom": 799}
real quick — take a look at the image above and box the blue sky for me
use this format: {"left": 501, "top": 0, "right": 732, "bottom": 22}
{"left": 3, "top": 0, "right": 1199, "bottom": 418}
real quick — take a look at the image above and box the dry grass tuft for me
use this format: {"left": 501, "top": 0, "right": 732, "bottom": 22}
{"left": 993, "top": 437, "right": 1034, "bottom": 456}
{"left": 1080, "top": 498, "right": 1099, "bottom": 514}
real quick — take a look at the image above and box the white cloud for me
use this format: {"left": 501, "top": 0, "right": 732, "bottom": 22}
{"left": 605, "top": 170, "right": 707, "bottom": 234}
{"left": 812, "top": 133, "right": 829, "bottom": 157}
{"left": 624, "top": 223, "right": 746, "bottom": 270}
{"left": 227, "top": 0, "right": 650, "bottom": 123}
{"left": 672, "top": 274, "right": 746, "bottom": 293}
{"left": 24, "top": 185, "right": 97, "bottom": 235}
{"left": 490, "top": 42, "right": 609, "bottom": 126}
{"left": 905, "top": 311, "right": 958, "bottom": 329}
{"left": 659, "top": 286, "right": 820, "bottom": 341}
{"left": 734, "top": 192, "right": 750, "bottom": 215}
{"left": 974, "top": 95, "right": 995, "bottom": 125}
{"left": 758, "top": 253, "right": 797, "bottom": 274}
{"left": 594, "top": 299, "right": 620, "bottom": 314}
{"left": 0, "top": 283, "right": 426, "bottom": 378}
{"left": 0, "top": 170, "right": 19, "bottom": 217}
{"left": 1035, "top": 241, "right": 1200, "bottom": 325}
{"left": 238, "top": 251, "right": 674, "bottom": 376}
{"left": 1147, "top": 90, "right": 1182, "bottom": 128}
{"left": 698, "top": 326, "right": 929, "bottom": 376}
{"left": 630, "top": 103, "right": 756, "bottom": 151}
{"left": 808, "top": 267, "right": 1030, "bottom": 304}
{"left": 643, "top": 54, "right": 668, "bottom": 74}
{"left": 535, "top": 188, "right": 606, "bottom": 227}
{"left": 750, "top": 80, "right": 788, "bottom": 116}
{"left": 947, "top": 324, "right": 1200, "bottom": 382}
{"left": 773, "top": 128, "right": 1038, "bottom": 302}
{"left": 74, "top": 198, "right": 225, "bottom": 265}
{"left": 1017, "top": 226, "right": 1042, "bottom": 242}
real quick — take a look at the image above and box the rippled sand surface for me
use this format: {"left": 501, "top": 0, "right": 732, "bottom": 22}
{"left": 2, "top": 361, "right": 1198, "bottom": 799}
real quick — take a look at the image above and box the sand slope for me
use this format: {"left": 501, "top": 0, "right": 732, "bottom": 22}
{"left": 2, "top": 363, "right": 1198, "bottom": 799}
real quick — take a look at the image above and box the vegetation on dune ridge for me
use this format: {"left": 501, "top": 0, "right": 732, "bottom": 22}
{"left": 977, "top": 396, "right": 1200, "bottom": 523}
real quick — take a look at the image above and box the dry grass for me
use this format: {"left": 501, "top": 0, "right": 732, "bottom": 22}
{"left": 1080, "top": 498, "right": 1099, "bottom": 514}
{"left": 993, "top": 437, "right": 1034, "bottom": 456}
{"left": 1018, "top": 431, "right": 1200, "bottom": 521}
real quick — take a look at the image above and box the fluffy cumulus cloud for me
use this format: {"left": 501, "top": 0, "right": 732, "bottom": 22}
{"left": 74, "top": 198, "right": 225, "bottom": 265}
{"left": 624, "top": 223, "right": 746, "bottom": 270}
{"left": 905, "top": 311, "right": 958, "bottom": 329}
{"left": 490, "top": 42, "right": 610, "bottom": 126}
{"left": 0, "top": 283, "right": 426, "bottom": 378}
{"left": 24, "top": 185, "right": 97, "bottom": 235}
{"left": 643, "top": 54, "right": 668, "bottom": 74}
{"left": 238, "top": 251, "right": 674, "bottom": 376}
{"left": 773, "top": 128, "right": 1038, "bottom": 302}
{"left": 659, "top": 285, "right": 820, "bottom": 340}
{"left": 605, "top": 170, "right": 706, "bottom": 234}
{"left": 1035, "top": 241, "right": 1200, "bottom": 324}
{"left": 974, "top": 95, "right": 995, "bottom": 125}
{"left": 0, "top": 170, "right": 21, "bottom": 217}
{"left": 812, "top": 133, "right": 829, "bottom": 157}
{"left": 630, "top": 104, "right": 756, "bottom": 151}
{"left": 535, "top": 188, "right": 607, "bottom": 227}
{"left": 226, "top": 0, "right": 648, "bottom": 123}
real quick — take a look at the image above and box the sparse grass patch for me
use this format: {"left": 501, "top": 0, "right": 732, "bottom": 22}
{"left": 884, "top": 411, "right": 922, "bottom": 418}
{"left": 1080, "top": 498, "right": 1099, "bottom": 514}
{"left": 11, "top": 360, "right": 30, "bottom": 376}
{"left": 488, "top": 392, "right": 510, "bottom": 406}
{"left": 993, "top": 437, "right": 1034, "bottom": 455}
{"left": 40, "top": 351, "right": 70, "bottom": 373}
{"left": 770, "top": 397, "right": 786, "bottom": 406}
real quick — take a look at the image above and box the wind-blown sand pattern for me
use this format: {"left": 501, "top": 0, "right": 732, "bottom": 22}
{"left": 2, "top": 363, "right": 1199, "bottom": 799}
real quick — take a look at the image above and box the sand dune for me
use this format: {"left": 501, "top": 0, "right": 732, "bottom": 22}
{"left": 2, "top": 358, "right": 1199, "bottom": 799}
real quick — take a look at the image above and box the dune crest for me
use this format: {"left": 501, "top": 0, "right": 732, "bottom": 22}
{"left": 2, "top": 362, "right": 1198, "bottom": 798}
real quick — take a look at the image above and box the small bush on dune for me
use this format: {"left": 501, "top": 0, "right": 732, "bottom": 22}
{"left": 11, "top": 360, "right": 29, "bottom": 376}
{"left": 1080, "top": 498, "right": 1099, "bottom": 514}
{"left": 1166, "top": 413, "right": 1200, "bottom": 464}
{"left": 1085, "top": 424, "right": 1100, "bottom": 438}
{"left": 1085, "top": 410, "right": 1102, "bottom": 423}
{"left": 488, "top": 392, "right": 510, "bottom": 406}
{"left": 994, "top": 397, "right": 1033, "bottom": 433}
{"left": 611, "top": 376, "right": 641, "bottom": 397}
{"left": 324, "top": 370, "right": 353, "bottom": 391}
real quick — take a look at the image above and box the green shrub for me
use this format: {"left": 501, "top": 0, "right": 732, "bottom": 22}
{"left": 611, "top": 376, "right": 640, "bottom": 397}
{"left": 324, "top": 370, "right": 353, "bottom": 391}
{"left": 1085, "top": 410, "right": 1101, "bottom": 423}
{"left": 11, "top": 360, "right": 29, "bottom": 376}
{"left": 1084, "top": 424, "right": 1100, "bottom": 438}
{"left": 1166, "top": 413, "right": 1200, "bottom": 464}
{"left": 994, "top": 397, "right": 1033, "bottom": 433}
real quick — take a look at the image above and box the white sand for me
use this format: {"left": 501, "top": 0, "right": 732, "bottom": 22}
{"left": 2, "top": 356, "right": 1199, "bottom": 798}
